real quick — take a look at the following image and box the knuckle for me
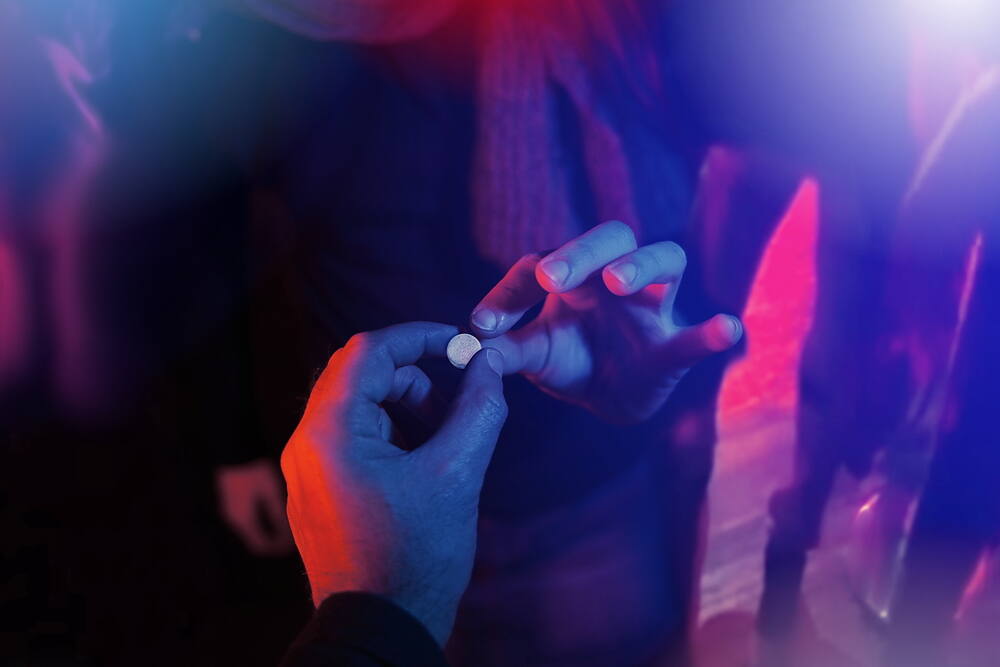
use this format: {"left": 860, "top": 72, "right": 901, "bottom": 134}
{"left": 344, "top": 330, "right": 391, "bottom": 367}
{"left": 663, "top": 241, "right": 687, "bottom": 268}
{"left": 279, "top": 439, "right": 304, "bottom": 483}
{"left": 515, "top": 253, "right": 542, "bottom": 269}
{"left": 606, "top": 219, "right": 637, "bottom": 245}
{"left": 344, "top": 331, "right": 372, "bottom": 354}
{"left": 394, "top": 365, "right": 416, "bottom": 384}
{"left": 569, "top": 238, "right": 598, "bottom": 267}
{"left": 493, "top": 280, "right": 521, "bottom": 302}
{"left": 470, "top": 388, "right": 508, "bottom": 423}
{"left": 491, "top": 291, "right": 519, "bottom": 314}
{"left": 279, "top": 446, "right": 292, "bottom": 476}
{"left": 326, "top": 346, "right": 351, "bottom": 373}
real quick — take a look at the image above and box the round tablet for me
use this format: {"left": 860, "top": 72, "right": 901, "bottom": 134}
{"left": 447, "top": 333, "right": 482, "bottom": 370}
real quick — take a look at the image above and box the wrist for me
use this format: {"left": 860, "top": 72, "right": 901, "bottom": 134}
{"left": 389, "top": 588, "right": 457, "bottom": 647}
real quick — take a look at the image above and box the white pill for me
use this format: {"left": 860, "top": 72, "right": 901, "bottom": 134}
{"left": 447, "top": 333, "right": 482, "bottom": 370}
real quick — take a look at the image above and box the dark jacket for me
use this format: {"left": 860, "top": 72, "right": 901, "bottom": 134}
{"left": 282, "top": 593, "right": 448, "bottom": 667}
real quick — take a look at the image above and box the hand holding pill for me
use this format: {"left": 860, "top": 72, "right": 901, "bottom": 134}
{"left": 282, "top": 322, "right": 507, "bottom": 645}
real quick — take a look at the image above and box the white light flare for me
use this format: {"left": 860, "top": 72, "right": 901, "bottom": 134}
{"left": 907, "top": 0, "right": 995, "bottom": 37}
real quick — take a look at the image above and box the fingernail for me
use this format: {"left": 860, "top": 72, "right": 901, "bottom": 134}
{"left": 728, "top": 316, "right": 743, "bottom": 341}
{"left": 485, "top": 348, "right": 504, "bottom": 375}
{"left": 540, "top": 259, "right": 570, "bottom": 288}
{"left": 472, "top": 308, "right": 498, "bottom": 332}
{"left": 609, "top": 262, "right": 638, "bottom": 287}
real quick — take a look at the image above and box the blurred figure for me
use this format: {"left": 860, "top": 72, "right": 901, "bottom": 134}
{"left": 884, "top": 61, "right": 1000, "bottom": 667}
{"left": 0, "top": 4, "right": 121, "bottom": 663}
{"left": 0, "top": 0, "right": 109, "bottom": 429}
{"left": 665, "top": 0, "right": 917, "bottom": 642}
{"left": 2, "top": 3, "right": 308, "bottom": 664}
{"left": 838, "top": 11, "right": 1000, "bottom": 638}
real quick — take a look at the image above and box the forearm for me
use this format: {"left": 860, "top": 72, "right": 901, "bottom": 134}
{"left": 228, "top": 0, "right": 459, "bottom": 43}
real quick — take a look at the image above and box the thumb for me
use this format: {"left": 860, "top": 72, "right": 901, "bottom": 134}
{"left": 426, "top": 348, "right": 508, "bottom": 478}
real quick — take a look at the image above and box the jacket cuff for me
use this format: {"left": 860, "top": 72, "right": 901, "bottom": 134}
{"left": 285, "top": 591, "right": 448, "bottom": 666}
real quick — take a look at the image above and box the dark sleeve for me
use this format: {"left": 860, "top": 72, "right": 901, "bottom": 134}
{"left": 281, "top": 592, "right": 449, "bottom": 667}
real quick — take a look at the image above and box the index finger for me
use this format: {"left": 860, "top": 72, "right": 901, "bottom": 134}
{"left": 307, "top": 322, "right": 457, "bottom": 420}
{"left": 470, "top": 254, "right": 548, "bottom": 338}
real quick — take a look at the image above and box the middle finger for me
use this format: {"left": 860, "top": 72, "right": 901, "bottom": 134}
{"left": 535, "top": 220, "right": 638, "bottom": 293}
{"left": 602, "top": 241, "right": 687, "bottom": 296}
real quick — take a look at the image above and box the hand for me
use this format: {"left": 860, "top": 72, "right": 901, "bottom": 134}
{"left": 216, "top": 458, "right": 295, "bottom": 557}
{"left": 471, "top": 221, "right": 742, "bottom": 423}
{"left": 280, "top": 322, "right": 507, "bottom": 646}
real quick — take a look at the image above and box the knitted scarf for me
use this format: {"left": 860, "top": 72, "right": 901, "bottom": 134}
{"left": 472, "top": 0, "right": 662, "bottom": 266}
{"left": 240, "top": 0, "right": 665, "bottom": 267}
